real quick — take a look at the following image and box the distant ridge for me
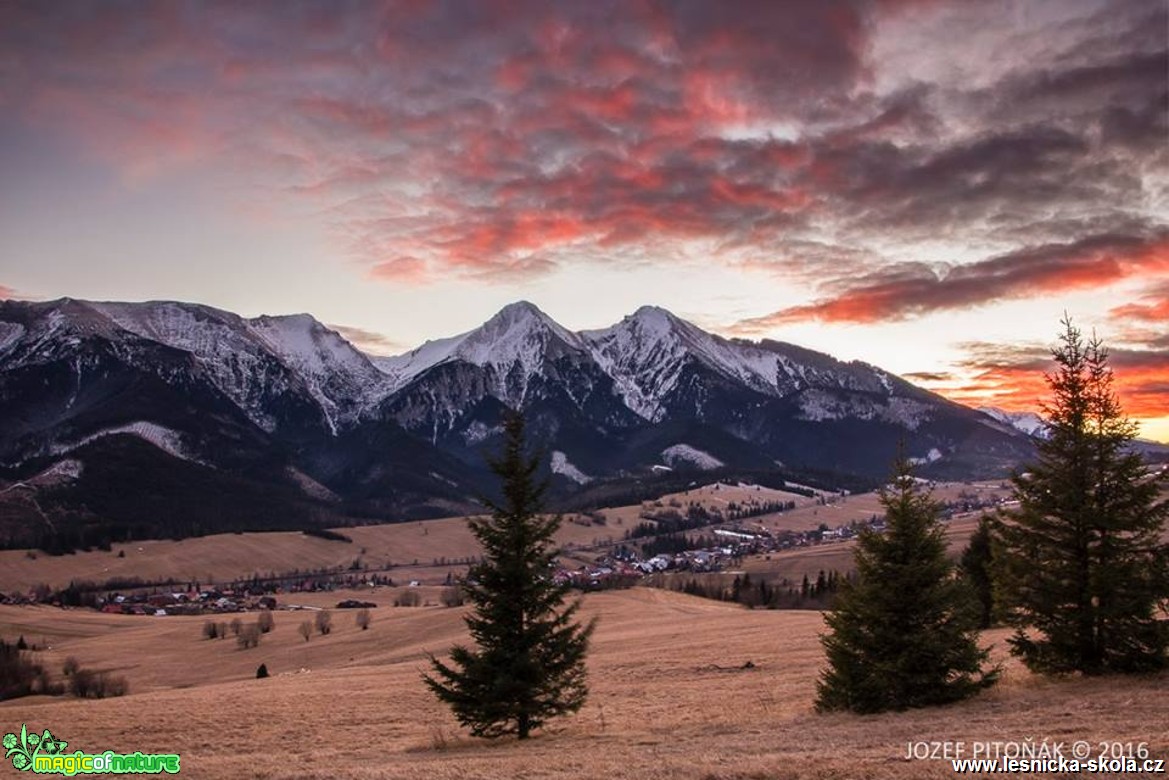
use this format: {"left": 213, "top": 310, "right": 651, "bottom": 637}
{"left": 0, "top": 298, "right": 1035, "bottom": 547}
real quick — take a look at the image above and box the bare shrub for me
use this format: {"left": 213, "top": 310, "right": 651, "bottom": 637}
{"left": 68, "top": 668, "right": 125, "bottom": 698}
{"left": 202, "top": 620, "right": 218, "bottom": 640}
{"left": 69, "top": 668, "right": 94, "bottom": 698}
{"left": 237, "top": 624, "right": 261, "bottom": 650}
{"left": 395, "top": 590, "right": 421, "bottom": 607}
{"left": 229, "top": 618, "right": 242, "bottom": 636}
{"left": 102, "top": 674, "right": 129, "bottom": 697}
{"left": 440, "top": 586, "right": 464, "bottom": 608}
{"left": 315, "top": 609, "right": 333, "bottom": 635}
{"left": 257, "top": 610, "right": 275, "bottom": 634}
{"left": 355, "top": 608, "right": 371, "bottom": 630}
{"left": 298, "top": 620, "right": 313, "bottom": 642}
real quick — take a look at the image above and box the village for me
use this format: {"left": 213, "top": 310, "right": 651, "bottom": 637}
{"left": 0, "top": 482, "right": 1013, "bottom": 616}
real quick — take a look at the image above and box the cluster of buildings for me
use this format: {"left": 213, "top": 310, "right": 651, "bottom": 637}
{"left": 96, "top": 590, "right": 278, "bottom": 616}
{"left": 553, "top": 516, "right": 887, "bottom": 588}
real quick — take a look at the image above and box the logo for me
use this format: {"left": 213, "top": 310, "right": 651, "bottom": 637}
{"left": 4, "top": 725, "right": 179, "bottom": 775}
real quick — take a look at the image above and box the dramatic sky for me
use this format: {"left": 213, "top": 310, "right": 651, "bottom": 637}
{"left": 1, "top": 0, "right": 1166, "bottom": 440}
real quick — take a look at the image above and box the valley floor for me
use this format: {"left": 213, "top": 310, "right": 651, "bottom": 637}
{"left": 2, "top": 589, "right": 1166, "bottom": 779}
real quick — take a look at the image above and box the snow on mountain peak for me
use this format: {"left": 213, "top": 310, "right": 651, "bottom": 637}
{"left": 493, "top": 299, "right": 545, "bottom": 321}
{"left": 460, "top": 300, "right": 585, "bottom": 361}
{"left": 376, "top": 301, "right": 587, "bottom": 397}
{"left": 583, "top": 305, "right": 794, "bottom": 419}
{"left": 979, "top": 407, "right": 1048, "bottom": 438}
{"left": 249, "top": 313, "right": 388, "bottom": 428}
{"left": 83, "top": 301, "right": 386, "bottom": 433}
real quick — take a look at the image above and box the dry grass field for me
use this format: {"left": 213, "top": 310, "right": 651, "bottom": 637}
{"left": 0, "top": 512, "right": 620, "bottom": 594}
{"left": 0, "top": 480, "right": 855, "bottom": 593}
{"left": 3, "top": 480, "right": 1165, "bottom": 778}
{"left": 2, "top": 589, "right": 1167, "bottom": 779}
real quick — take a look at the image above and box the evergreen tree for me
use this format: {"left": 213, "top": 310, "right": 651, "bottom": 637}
{"left": 424, "top": 413, "right": 595, "bottom": 739}
{"left": 993, "top": 318, "right": 1169, "bottom": 674}
{"left": 817, "top": 458, "right": 997, "bottom": 713}
{"left": 960, "top": 518, "right": 995, "bottom": 629}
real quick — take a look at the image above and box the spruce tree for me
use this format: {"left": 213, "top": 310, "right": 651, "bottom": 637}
{"left": 816, "top": 458, "right": 997, "bottom": 713}
{"left": 424, "top": 413, "right": 595, "bottom": 739}
{"left": 993, "top": 318, "right": 1169, "bottom": 674}
{"left": 960, "top": 518, "right": 995, "bottom": 629}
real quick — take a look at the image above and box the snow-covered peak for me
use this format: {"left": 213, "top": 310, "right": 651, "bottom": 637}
{"left": 376, "top": 301, "right": 589, "bottom": 394}
{"left": 249, "top": 314, "right": 389, "bottom": 426}
{"left": 627, "top": 304, "right": 679, "bottom": 329}
{"left": 459, "top": 300, "right": 586, "bottom": 364}
{"left": 979, "top": 407, "right": 1048, "bottom": 438}
{"left": 583, "top": 306, "right": 795, "bottom": 419}
{"left": 249, "top": 314, "right": 378, "bottom": 381}
{"left": 90, "top": 300, "right": 251, "bottom": 354}
{"left": 374, "top": 333, "right": 466, "bottom": 388}
{"left": 490, "top": 300, "right": 549, "bottom": 324}
{"left": 86, "top": 301, "right": 385, "bottom": 432}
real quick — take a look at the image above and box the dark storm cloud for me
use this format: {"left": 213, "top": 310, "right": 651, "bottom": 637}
{"left": 901, "top": 371, "right": 955, "bottom": 383}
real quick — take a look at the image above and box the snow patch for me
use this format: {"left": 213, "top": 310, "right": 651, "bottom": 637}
{"left": 461, "top": 421, "right": 499, "bottom": 445}
{"left": 48, "top": 422, "right": 200, "bottom": 464}
{"left": 285, "top": 467, "right": 340, "bottom": 502}
{"left": 661, "top": 444, "right": 724, "bottom": 470}
{"left": 550, "top": 451, "right": 591, "bottom": 484}
{"left": 797, "top": 390, "right": 931, "bottom": 429}
{"left": 881, "top": 397, "right": 932, "bottom": 430}
{"left": 41, "top": 459, "right": 84, "bottom": 480}
{"left": 0, "top": 322, "right": 24, "bottom": 355}
{"left": 908, "top": 448, "right": 944, "bottom": 466}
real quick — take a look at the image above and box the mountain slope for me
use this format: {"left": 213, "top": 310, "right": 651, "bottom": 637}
{"left": 0, "top": 297, "right": 1038, "bottom": 547}
{"left": 370, "top": 302, "right": 1033, "bottom": 481}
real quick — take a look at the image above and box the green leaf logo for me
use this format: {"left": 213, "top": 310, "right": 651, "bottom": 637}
{"left": 4, "top": 724, "right": 64, "bottom": 772}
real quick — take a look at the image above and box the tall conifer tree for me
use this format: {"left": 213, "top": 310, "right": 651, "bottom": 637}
{"left": 817, "top": 458, "right": 997, "bottom": 713}
{"left": 960, "top": 518, "right": 995, "bottom": 629}
{"left": 424, "top": 413, "right": 595, "bottom": 739}
{"left": 994, "top": 318, "right": 1169, "bottom": 674}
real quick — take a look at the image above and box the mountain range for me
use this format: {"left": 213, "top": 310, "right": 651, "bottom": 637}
{"left": 0, "top": 297, "right": 1037, "bottom": 549}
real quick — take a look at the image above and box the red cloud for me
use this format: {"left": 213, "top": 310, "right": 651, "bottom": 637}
{"left": 734, "top": 232, "right": 1169, "bottom": 331}
{"left": 1109, "top": 281, "right": 1169, "bottom": 323}
{"left": 369, "top": 256, "right": 431, "bottom": 284}
{"left": 2, "top": 2, "right": 1164, "bottom": 290}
